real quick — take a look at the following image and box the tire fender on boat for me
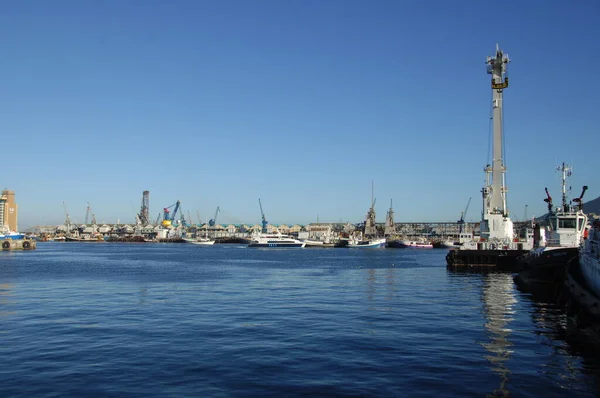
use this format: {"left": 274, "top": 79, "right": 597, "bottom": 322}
{"left": 2, "top": 241, "right": 10, "bottom": 249}
{"left": 23, "top": 241, "right": 31, "bottom": 249}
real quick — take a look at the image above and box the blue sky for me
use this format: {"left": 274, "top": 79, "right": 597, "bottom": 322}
{"left": 2, "top": 0, "right": 598, "bottom": 228}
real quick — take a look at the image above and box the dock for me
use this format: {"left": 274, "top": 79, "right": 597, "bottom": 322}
{"left": 1, "top": 239, "right": 37, "bottom": 251}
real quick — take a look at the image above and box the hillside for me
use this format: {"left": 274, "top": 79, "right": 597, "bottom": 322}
{"left": 584, "top": 195, "right": 600, "bottom": 217}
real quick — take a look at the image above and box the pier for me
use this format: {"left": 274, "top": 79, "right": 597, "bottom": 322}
{"left": 1, "top": 238, "right": 36, "bottom": 251}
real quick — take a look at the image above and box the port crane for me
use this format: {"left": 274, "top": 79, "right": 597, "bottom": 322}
{"left": 84, "top": 202, "right": 91, "bottom": 225}
{"left": 543, "top": 187, "right": 553, "bottom": 213}
{"left": 209, "top": 206, "right": 220, "bottom": 227}
{"left": 457, "top": 197, "right": 472, "bottom": 234}
{"left": 137, "top": 190, "right": 150, "bottom": 226}
{"left": 162, "top": 200, "right": 181, "bottom": 228}
{"left": 258, "top": 199, "right": 268, "bottom": 233}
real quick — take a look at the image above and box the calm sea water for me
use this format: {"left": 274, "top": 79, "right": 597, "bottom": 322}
{"left": 1, "top": 242, "right": 600, "bottom": 397}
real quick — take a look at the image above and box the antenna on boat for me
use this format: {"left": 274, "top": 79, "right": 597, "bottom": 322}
{"left": 557, "top": 162, "right": 572, "bottom": 212}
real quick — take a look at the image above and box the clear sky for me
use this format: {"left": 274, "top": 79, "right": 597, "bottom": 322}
{"left": 2, "top": 0, "right": 598, "bottom": 228}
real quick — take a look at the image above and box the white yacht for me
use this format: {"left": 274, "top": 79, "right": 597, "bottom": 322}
{"left": 248, "top": 232, "right": 306, "bottom": 248}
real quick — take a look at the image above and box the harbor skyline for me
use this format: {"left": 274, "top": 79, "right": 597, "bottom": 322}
{"left": 2, "top": 1, "right": 598, "bottom": 229}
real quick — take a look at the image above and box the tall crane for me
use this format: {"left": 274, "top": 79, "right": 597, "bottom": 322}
{"left": 63, "top": 201, "right": 72, "bottom": 233}
{"left": 162, "top": 200, "right": 181, "bottom": 228}
{"left": 209, "top": 206, "right": 220, "bottom": 227}
{"left": 84, "top": 202, "right": 91, "bottom": 225}
{"left": 258, "top": 199, "right": 268, "bottom": 233}
{"left": 458, "top": 197, "right": 472, "bottom": 234}
{"left": 137, "top": 190, "right": 150, "bottom": 226}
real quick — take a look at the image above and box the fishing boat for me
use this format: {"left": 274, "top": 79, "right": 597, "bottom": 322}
{"left": 0, "top": 230, "right": 25, "bottom": 240}
{"left": 347, "top": 233, "right": 386, "bottom": 248}
{"left": 446, "top": 44, "right": 533, "bottom": 269}
{"left": 517, "top": 164, "right": 588, "bottom": 269}
{"left": 248, "top": 232, "right": 306, "bottom": 248}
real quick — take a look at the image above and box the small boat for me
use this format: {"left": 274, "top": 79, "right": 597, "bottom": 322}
{"left": 184, "top": 237, "right": 215, "bottom": 246}
{"left": 0, "top": 224, "right": 25, "bottom": 240}
{"left": 388, "top": 239, "right": 433, "bottom": 249}
{"left": 437, "top": 240, "right": 461, "bottom": 248}
{"left": 347, "top": 235, "right": 386, "bottom": 248}
{"left": 65, "top": 235, "right": 104, "bottom": 242}
{"left": 0, "top": 231, "right": 26, "bottom": 240}
{"left": 302, "top": 239, "right": 334, "bottom": 247}
{"left": 248, "top": 232, "right": 306, "bottom": 248}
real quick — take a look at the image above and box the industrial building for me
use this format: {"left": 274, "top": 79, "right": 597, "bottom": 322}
{"left": 0, "top": 189, "right": 18, "bottom": 232}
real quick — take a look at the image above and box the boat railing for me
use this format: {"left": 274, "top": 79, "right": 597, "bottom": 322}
{"left": 545, "top": 238, "right": 579, "bottom": 247}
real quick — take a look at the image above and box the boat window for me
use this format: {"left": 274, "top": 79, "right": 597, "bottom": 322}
{"left": 549, "top": 218, "right": 557, "bottom": 230}
{"left": 578, "top": 218, "right": 585, "bottom": 231}
{"left": 558, "top": 218, "right": 576, "bottom": 229}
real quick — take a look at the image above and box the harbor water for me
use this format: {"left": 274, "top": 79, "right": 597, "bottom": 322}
{"left": 1, "top": 243, "right": 600, "bottom": 397}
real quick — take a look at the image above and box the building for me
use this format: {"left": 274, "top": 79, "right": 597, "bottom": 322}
{"left": 0, "top": 189, "right": 18, "bottom": 231}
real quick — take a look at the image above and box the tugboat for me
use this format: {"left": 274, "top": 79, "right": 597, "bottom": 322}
{"left": 446, "top": 44, "right": 532, "bottom": 270}
{"left": 517, "top": 163, "right": 588, "bottom": 269}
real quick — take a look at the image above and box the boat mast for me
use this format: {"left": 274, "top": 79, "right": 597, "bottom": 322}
{"left": 558, "top": 162, "right": 571, "bottom": 212}
{"left": 481, "top": 44, "right": 514, "bottom": 241}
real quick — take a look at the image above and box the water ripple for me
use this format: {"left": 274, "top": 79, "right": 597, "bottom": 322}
{"left": 0, "top": 243, "right": 598, "bottom": 397}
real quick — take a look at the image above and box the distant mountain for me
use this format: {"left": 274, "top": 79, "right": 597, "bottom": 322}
{"left": 584, "top": 195, "right": 600, "bottom": 216}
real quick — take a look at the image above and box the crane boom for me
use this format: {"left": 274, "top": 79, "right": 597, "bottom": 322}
{"left": 162, "top": 200, "right": 181, "bottom": 227}
{"left": 259, "top": 199, "right": 268, "bottom": 233}
{"left": 458, "top": 197, "right": 472, "bottom": 234}
{"left": 209, "top": 206, "right": 220, "bottom": 226}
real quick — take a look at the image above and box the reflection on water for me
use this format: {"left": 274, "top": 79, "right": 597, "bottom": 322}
{"left": 364, "top": 268, "right": 398, "bottom": 304}
{"left": 0, "top": 283, "right": 15, "bottom": 318}
{"left": 481, "top": 273, "right": 516, "bottom": 398}
{"left": 523, "top": 287, "right": 600, "bottom": 395}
